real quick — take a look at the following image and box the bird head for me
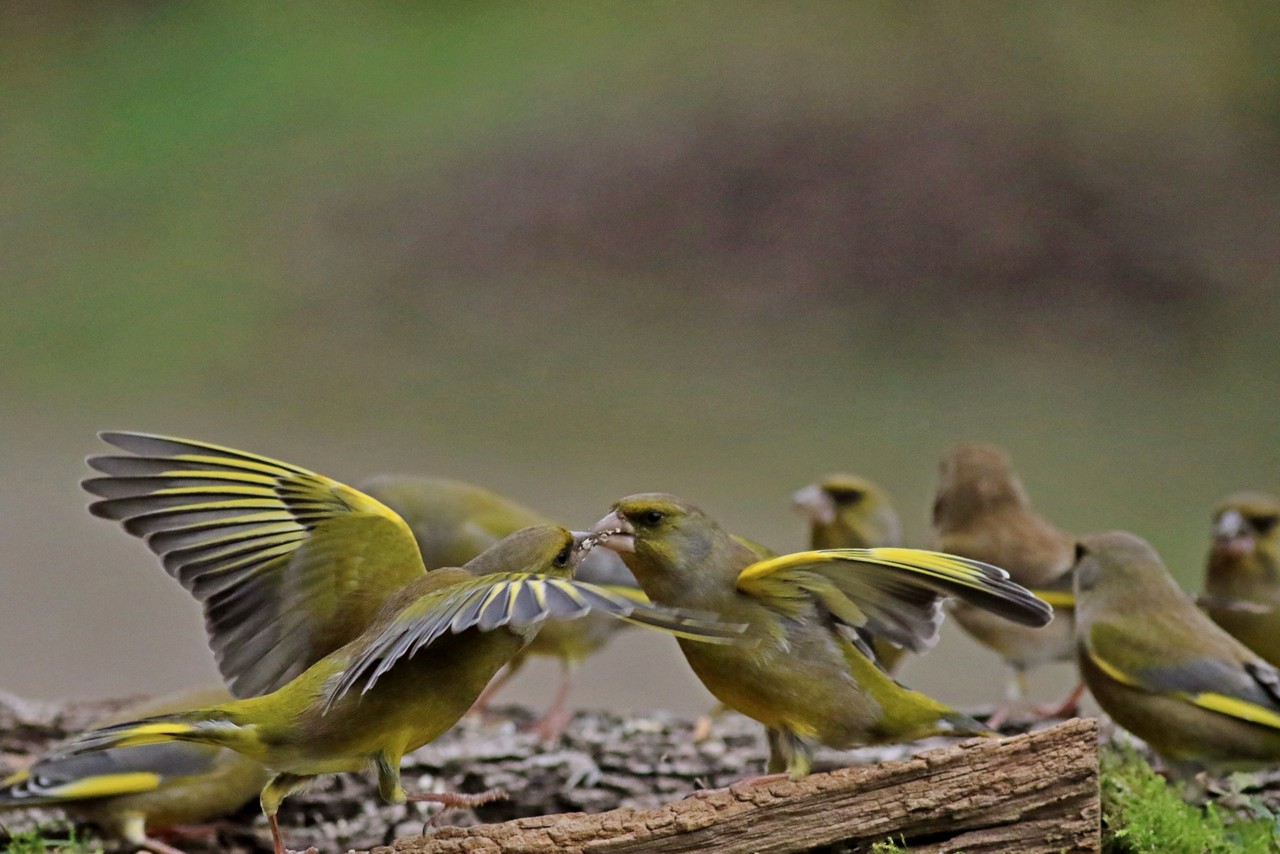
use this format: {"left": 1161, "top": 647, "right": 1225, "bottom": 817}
{"left": 793, "top": 473, "right": 901, "bottom": 548}
{"left": 932, "top": 442, "right": 1030, "bottom": 527}
{"left": 464, "top": 524, "right": 594, "bottom": 579}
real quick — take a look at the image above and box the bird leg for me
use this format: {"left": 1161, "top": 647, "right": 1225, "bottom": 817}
{"left": 528, "top": 661, "right": 577, "bottom": 743}
{"left": 985, "top": 666, "right": 1031, "bottom": 730}
{"left": 1032, "top": 680, "right": 1087, "bottom": 719}
{"left": 468, "top": 654, "right": 527, "bottom": 719}
{"left": 260, "top": 772, "right": 317, "bottom": 854}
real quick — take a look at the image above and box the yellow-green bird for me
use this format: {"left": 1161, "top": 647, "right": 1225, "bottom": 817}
{"left": 1074, "top": 530, "right": 1280, "bottom": 773}
{"left": 75, "top": 433, "right": 743, "bottom": 854}
{"left": 1197, "top": 492, "right": 1280, "bottom": 668}
{"left": 930, "top": 442, "right": 1081, "bottom": 725}
{"left": 793, "top": 473, "right": 908, "bottom": 672}
{"left": 358, "top": 474, "right": 641, "bottom": 739}
{"left": 591, "top": 493, "right": 1053, "bottom": 780}
{"left": 0, "top": 688, "right": 267, "bottom": 854}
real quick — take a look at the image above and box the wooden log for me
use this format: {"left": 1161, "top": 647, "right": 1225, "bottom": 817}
{"left": 365, "top": 718, "right": 1100, "bottom": 854}
{"left": 1, "top": 692, "right": 1097, "bottom": 853}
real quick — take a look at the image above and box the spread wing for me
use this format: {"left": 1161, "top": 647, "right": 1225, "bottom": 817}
{"left": 325, "top": 572, "right": 744, "bottom": 709}
{"left": 737, "top": 547, "right": 1053, "bottom": 654}
{"left": 83, "top": 432, "right": 428, "bottom": 697}
{"left": 1084, "top": 620, "right": 1280, "bottom": 730}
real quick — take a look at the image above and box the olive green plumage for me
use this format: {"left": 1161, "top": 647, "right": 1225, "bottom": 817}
{"left": 930, "top": 442, "right": 1079, "bottom": 712}
{"left": 1074, "top": 531, "right": 1280, "bottom": 773}
{"left": 0, "top": 687, "right": 267, "bottom": 854}
{"left": 1198, "top": 492, "right": 1280, "bottom": 668}
{"left": 793, "top": 473, "right": 908, "bottom": 672}
{"left": 591, "top": 493, "right": 1053, "bottom": 779}
{"left": 74, "top": 433, "right": 742, "bottom": 854}
{"left": 359, "top": 474, "right": 641, "bottom": 736}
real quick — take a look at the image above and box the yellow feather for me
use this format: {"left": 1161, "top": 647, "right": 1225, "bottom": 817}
{"left": 56, "top": 772, "right": 163, "bottom": 799}
{"left": 1184, "top": 692, "right": 1280, "bottom": 730}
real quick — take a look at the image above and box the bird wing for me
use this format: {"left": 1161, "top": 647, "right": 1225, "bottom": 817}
{"left": 0, "top": 742, "right": 223, "bottom": 805}
{"left": 325, "top": 572, "right": 744, "bottom": 709}
{"left": 736, "top": 547, "right": 1053, "bottom": 654}
{"left": 83, "top": 432, "right": 428, "bottom": 698}
{"left": 1084, "top": 620, "right": 1280, "bottom": 729}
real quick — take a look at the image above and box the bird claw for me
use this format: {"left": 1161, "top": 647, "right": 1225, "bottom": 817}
{"left": 411, "top": 787, "right": 509, "bottom": 828}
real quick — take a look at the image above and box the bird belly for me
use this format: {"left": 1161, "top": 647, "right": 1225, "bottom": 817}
{"left": 679, "top": 634, "right": 879, "bottom": 745}
{"left": 951, "top": 602, "right": 1075, "bottom": 668}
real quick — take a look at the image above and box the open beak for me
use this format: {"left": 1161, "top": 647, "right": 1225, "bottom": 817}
{"left": 591, "top": 510, "right": 636, "bottom": 553}
{"left": 792, "top": 483, "right": 835, "bottom": 526}
{"left": 570, "top": 530, "right": 599, "bottom": 560}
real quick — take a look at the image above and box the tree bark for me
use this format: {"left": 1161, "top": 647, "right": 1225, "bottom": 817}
{"left": 362, "top": 718, "right": 1099, "bottom": 854}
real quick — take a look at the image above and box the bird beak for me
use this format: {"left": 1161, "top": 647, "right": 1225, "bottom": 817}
{"left": 591, "top": 510, "right": 636, "bottom": 553}
{"left": 1214, "top": 509, "right": 1255, "bottom": 557}
{"left": 792, "top": 483, "right": 834, "bottom": 525}
{"left": 570, "top": 531, "right": 598, "bottom": 558}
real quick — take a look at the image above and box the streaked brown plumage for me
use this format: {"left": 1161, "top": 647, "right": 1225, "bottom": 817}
{"left": 930, "top": 442, "right": 1080, "bottom": 722}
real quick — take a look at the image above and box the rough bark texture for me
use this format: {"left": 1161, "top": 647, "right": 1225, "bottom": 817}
{"left": 1, "top": 691, "right": 1097, "bottom": 853}
{"left": 367, "top": 718, "right": 1099, "bottom": 854}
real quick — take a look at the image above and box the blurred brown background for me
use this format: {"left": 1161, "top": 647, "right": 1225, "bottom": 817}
{"left": 2, "top": 2, "right": 1277, "bottom": 716}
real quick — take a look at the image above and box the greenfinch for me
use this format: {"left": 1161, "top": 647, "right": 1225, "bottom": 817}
{"left": 1074, "top": 530, "right": 1280, "bottom": 773}
{"left": 75, "top": 433, "right": 743, "bottom": 854}
{"left": 359, "top": 474, "right": 641, "bottom": 739}
{"left": 591, "top": 493, "right": 1053, "bottom": 780}
{"left": 793, "top": 473, "right": 908, "bottom": 672}
{"left": 930, "top": 442, "right": 1082, "bottom": 723}
{"left": 1197, "top": 492, "right": 1280, "bottom": 668}
{"left": 0, "top": 688, "right": 267, "bottom": 854}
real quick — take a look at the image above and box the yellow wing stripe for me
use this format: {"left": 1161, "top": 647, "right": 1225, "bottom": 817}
{"left": 738, "top": 548, "right": 994, "bottom": 586}
{"left": 1091, "top": 648, "right": 1280, "bottom": 730}
{"left": 56, "top": 771, "right": 164, "bottom": 799}
{"left": 1186, "top": 692, "right": 1280, "bottom": 730}
{"left": 1030, "top": 590, "right": 1076, "bottom": 609}
{"left": 171, "top": 453, "right": 310, "bottom": 477}
{"left": 3, "top": 768, "right": 30, "bottom": 786}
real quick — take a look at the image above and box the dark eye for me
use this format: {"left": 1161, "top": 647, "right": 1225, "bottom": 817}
{"left": 1073, "top": 541, "right": 1088, "bottom": 563}
{"left": 642, "top": 510, "right": 664, "bottom": 526}
{"left": 1253, "top": 515, "right": 1279, "bottom": 536}
{"left": 554, "top": 547, "right": 572, "bottom": 567}
{"left": 828, "top": 487, "right": 865, "bottom": 505}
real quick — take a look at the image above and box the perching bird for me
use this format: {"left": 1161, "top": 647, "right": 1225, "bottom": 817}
{"left": 76, "top": 434, "right": 743, "bottom": 854}
{"left": 930, "top": 442, "right": 1081, "bottom": 724}
{"left": 793, "top": 473, "right": 908, "bottom": 672}
{"left": 1198, "top": 492, "right": 1280, "bottom": 668}
{"left": 0, "top": 688, "right": 267, "bottom": 854}
{"left": 359, "top": 474, "right": 641, "bottom": 739}
{"left": 1074, "top": 530, "right": 1280, "bottom": 773}
{"left": 591, "top": 493, "right": 1053, "bottom": 780}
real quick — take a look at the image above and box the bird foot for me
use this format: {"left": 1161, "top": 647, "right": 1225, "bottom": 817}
{"left": 526, "top": 706, "right": 573, "bottom": 743}
{"left": 1032, "top": 681, "right": 1087, "bottom": 720}
{"left": 410, "top": 787, "right": 509, "bottom": 827}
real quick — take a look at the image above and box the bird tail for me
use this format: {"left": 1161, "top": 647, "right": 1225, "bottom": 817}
{"left": 49, "top": 710, "right": 256, "bottom": 760}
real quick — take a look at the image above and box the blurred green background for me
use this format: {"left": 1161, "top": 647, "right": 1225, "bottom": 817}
{"left": 2, "top": 2, "right": 1278, "bottom": 715}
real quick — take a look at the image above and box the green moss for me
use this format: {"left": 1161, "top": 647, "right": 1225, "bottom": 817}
{"left": 0, "top": 823, "right": 102, "bottom": 854}
{"left": 1101, "top": 743, "right": 1280, "bottom": 853}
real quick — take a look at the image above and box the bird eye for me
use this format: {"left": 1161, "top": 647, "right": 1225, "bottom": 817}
{"left": 642, "top": 510, "right": 664, "bottom": 526}
{"left": 1073, "top": 541, "right": 1088, "bottom": 563}
{"left": 1252, "top": 515, "right": 1279, "bottom": 536}
{"left": 554, "top": 546, "right": 572, "bottom": 567}
{"left": 828, "top": 487, "right": 865, "bottom": 505}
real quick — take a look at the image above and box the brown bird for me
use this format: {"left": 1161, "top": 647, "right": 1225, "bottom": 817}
{"left": 930, "top": 442, "right": 1081, "bottom": 726}
{"left": 793, "top": 473, "right": 908, "bottom": 672}
{"left": 1198, "top": 492, "right": 1280, "bottom": 668}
